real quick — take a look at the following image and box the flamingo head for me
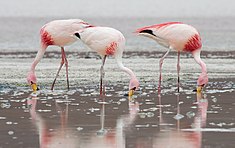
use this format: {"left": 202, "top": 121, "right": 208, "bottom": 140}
{"left": 27, "top": 71, "right": 39, "bottom": 92}
{"left": 196, "top": 73, "right": 208, "bottom": 93}
{"left": 128, "top": 78, "right": 139, "bottom": 97}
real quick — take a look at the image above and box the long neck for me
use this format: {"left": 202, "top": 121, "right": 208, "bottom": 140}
{"left": 30, "top": 45, "right": 47, "bottom": 72}
{"left": 192, "top": 50, "right": 207, "bottom": 74}
{"left": 116, "top": 57, "right": 136, "bottom": 79}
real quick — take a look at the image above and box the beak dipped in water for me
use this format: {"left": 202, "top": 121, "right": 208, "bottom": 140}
{"left": 196, "top": 86, "right": 202, "bottom": 93}
{"left": 128, "top": 87, "right": 137, "bottom": 101}
{"left": 31, "top": 82, "right": 39, "bottom": 92}
{"left": 129, "top": 89, "right": 134, "bottom": 97}
{"left": 193, "top": 85, "right": 203, "bottom": 93}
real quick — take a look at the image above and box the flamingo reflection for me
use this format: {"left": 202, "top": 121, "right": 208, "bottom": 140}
{"left": 153, "top": 91, "right": 208, "bottom": 148}
{"left": 81, "top": 100, "right": 139, "bottom": 148}
{"left": 27, "top": 94, "right": 140, "bottom": 148}
{"left": 27, "top": 95, "right": 77, "bottom": 148}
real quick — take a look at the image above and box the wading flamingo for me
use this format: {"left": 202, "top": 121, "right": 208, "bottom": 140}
{"left": 135, "top": 22, "right": 208, "bottom": 93}
{"left": 74, "top": 27, "right": 139, "bottom": 96}
{"left": 27, "top": 19, "right": 93, "bottom": 91}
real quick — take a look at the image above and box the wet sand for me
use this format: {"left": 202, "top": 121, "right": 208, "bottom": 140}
{"left": 0, "top": 51, "right": 235, "bottom": 148}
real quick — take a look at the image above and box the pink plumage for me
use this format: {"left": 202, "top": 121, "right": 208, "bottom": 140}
{"left": 136, "top": 22, "right": 208, "bottom": 93}
{"left": 27, "top": 19, "right": 93, "bottom": 91}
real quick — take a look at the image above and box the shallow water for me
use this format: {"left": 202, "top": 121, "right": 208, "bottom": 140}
{"left": 0, "top": 79, "right": 234, "bottom": 148}
{"left": 0, "top": 16, "right": 235, "bottom": 147}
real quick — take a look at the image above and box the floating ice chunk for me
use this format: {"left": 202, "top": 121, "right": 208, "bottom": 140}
{"left": 6, "top": 121, "right": 12, "bottom": 125}
{"left": 163, "top": 111, "right": 174, "bottom": 114}
{"left": 77, "top": 127, "right": 83, "bottom": 131}
{"left": 135, "top": 124, "right": 150, "bottom": 128}
{"left": 146, "top": 112, "right": 154, "bottom": 117}
{"left": 97, "top": 129, "right": 107, "bottom": 136}
{"left": 207, "top": 111, "right": 218, "bottom": 114}
{"left": 145, "top": 102, "right": 155, "bottom": 105}
{"left": 8, "top": 131, "right": 14, "bottom": 135}
{"left": 89, "top": 108, "right": 100, "bottom": 112}
{"left": 1, "top": 103, "right": 11, "bottom": 108}
{"left": 173, "top": 114, "right": 184, "bottom": 120}
{"left": 186, "top": 111, "right": 195, "bottom": 118}
{"left": 0, "top": 117, "right": 6, "bottom": 120}
{"left": 37, "top": 109, "right": 51, "bottom": 112}
{"left": 138, "top": 113, "right": 146, "bottom": 118}
{"left": 119, "top": 98, "right": 126, "bottom": 102}
{"left": 212, "top": 98, "right": 217, "bottom": 103}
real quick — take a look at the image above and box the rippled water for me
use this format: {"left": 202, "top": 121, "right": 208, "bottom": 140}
{"left": 0, "top": 79, "right": 234, "bottom": 148}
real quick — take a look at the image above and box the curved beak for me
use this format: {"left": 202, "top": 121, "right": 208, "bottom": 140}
{"left": 196, "top": 86, "right": 202, "bottom": 93}
{"left": 193, "top": 85, "right": 203, "bottom": 93}
{"left": 128, "top": 87, "right": 137, "bottom": 97}
{"left": 31, "top": 82, "right": 39, "bottom": 92}
{"left": 129, "top": 89, "right": 135, "bottom": 97}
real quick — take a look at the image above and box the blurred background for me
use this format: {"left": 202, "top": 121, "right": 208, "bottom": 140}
{"left": 0, "top": 0, "right": 235, "bottom": 52}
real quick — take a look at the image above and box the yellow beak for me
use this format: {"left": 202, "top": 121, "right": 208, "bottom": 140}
{"left": 197, "top": 86, "right": 202, "bottom": 93}
{"left": 129, "top": 89, "right": 134, "bottom": 97}
{"left": 31, "top": 83, "right": 38, "bottom": 92}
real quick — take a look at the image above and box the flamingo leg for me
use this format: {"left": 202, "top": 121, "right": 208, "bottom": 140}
{"left": 177, "top": 51, "right": 180, "bottom": 92}
{"left": 51, "top": 48, "right": 65, "bottom": 90}
{"left": 61, "top": 47, "right": 69, "bottom": 90}
{"left": 100, "top": 55, "right": 107, "bottom": 96}
{"left": 158, "top": 48, "right": 170, "bottom": 95}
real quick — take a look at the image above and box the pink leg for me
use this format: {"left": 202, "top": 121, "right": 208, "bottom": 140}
{"left": 100, "top": 55, "right": 107, "bottom": 96}
{"left": 158, "top": 49, "right": 170, "bottom": 95}
{"left": 51, "top": 48, "right": 65, "bottom": 90}
{"left": 61, "top": 47, "right": 69, "bottom": 90}
{"left": 177, "top": 51, "right": 180, "bottom": 92}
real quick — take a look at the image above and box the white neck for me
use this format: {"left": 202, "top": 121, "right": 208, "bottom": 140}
{"left": 30, "top": 45, "right": 47, "bottom": 72}
{"left": 116, "top": 57, "right": 136, "bottom": 79}
{"left": 192, "top": 50, "right": 207, "bottom": 74}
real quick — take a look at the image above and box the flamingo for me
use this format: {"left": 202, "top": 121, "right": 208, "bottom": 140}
{"left": 135, "top": 22, "right": 208, "bottom": 93}
{"left": 74, "top": 26, "right": 139, "bottom": 96}
{"left": 27, "top": 19, "right": 93, "bottom": 91}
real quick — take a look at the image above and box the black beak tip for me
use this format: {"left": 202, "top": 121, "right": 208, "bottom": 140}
{"left": 139, "top": 30, "right": 154, "bottom": 36}
{"left": 74, "top": 32, "right": 80, "bottom": 39}
{"left": 192, "top": 89, "right": 197, "bottom": 92}
{"left": 37, "top": 87, "right": 40, "bottom": 91}
{"left": 124, "top": 93, "right": 128, "bottom": 97}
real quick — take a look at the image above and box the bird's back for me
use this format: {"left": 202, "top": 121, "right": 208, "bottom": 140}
{"left": 40, "top": 19, "right": 87, "bottom": 47}
{"left": 78, "top": 27, "right": 125, "bottom": 56}
{"left": 154, "top": 23, "right": 202, "bottom": 52}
